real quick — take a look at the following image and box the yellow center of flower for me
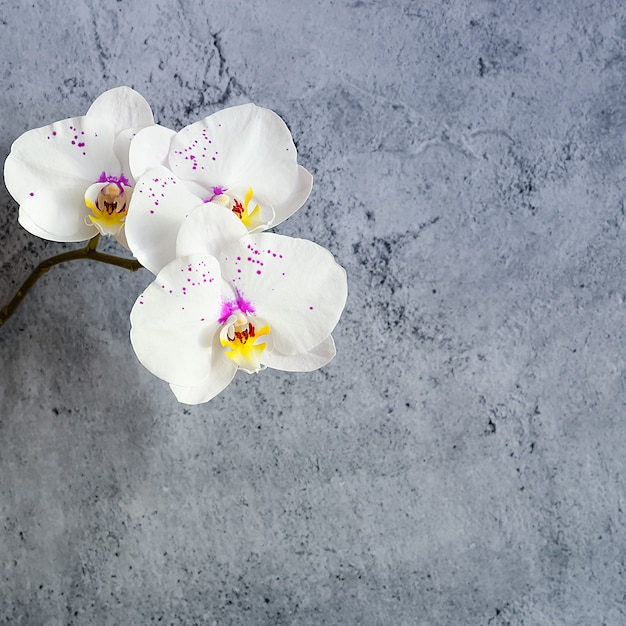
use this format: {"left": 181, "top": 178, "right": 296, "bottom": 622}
{"left": 214, "top": 187, "right": 264, "bottom": 230}
{"left": 86, "top": 183, "right": 129, "bottom": 235}
{"left": 219, "top": 313, "right": 270, "bottom": 373}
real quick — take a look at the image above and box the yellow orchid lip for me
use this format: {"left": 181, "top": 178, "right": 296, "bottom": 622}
{"left": 210, "top": 186, "right": 266, "bottom": 231}
{"left": 219, "top": 313, "right": 270, "bottom": 373}
{"left": 232, "top": 187, "right": 263, "bottom": 230}
{"left": 85, "top": 179, "right": 131, "bottom": 236}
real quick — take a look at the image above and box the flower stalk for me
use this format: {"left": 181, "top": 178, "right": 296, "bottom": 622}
{"left": 0, "top": 235, "right": 142, "bottom": 328}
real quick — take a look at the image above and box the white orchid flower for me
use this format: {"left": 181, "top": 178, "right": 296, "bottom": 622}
{"left": 124, "top": 104, "right": 313, "bottom": 274}
{"left": 4, "top": 87, "right": 155, "bottom": 246}
{"left": 130, "top": 207, "right": 347, "bottom": 404}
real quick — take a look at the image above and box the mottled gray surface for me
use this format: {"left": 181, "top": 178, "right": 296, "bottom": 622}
{"left": 1, "top": 0, "right": 626, "bottom": 624}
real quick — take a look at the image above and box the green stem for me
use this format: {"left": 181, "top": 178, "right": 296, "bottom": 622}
{"left": 0, "top": 235, "right": 143, "bottom": 328}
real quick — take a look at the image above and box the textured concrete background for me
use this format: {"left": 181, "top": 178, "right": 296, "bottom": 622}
{"left": 1, "top": 0, "right": 626, "bottom": 624}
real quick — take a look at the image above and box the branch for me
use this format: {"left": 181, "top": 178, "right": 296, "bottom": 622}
{"left": 0, "top": 235, "right": 143, "bottom": 328}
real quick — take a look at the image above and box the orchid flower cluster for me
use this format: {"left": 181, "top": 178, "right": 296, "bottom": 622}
{"left": 2, "top": 87, "right": 347, "bottom": 404}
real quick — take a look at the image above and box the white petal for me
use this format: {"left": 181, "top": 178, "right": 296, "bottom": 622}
{"left": 264, "top": 335, "right": 336, "bottom": 372}
{"left": 130, "top": 254, "right": 224, "bottom": 386}
{"left": 168, "top": 104, "right": 305, "bottom": 208}
{"left": 86, "top": 86, "right": 154, "bottom": 135}
{"left": 114, "top": 224, "right": 130, "bottom": 250}
{"left": 176, "top": 203, "right": 248, "bottom": 259}
{"left": 4, "top": 116, "right": 120, "bottom": 240}
{"left": 113, "top": 127, "right": 145, "bottom": 181}
{"left": 18, "top": 207, "right": 97, "bottom": 242}
{"left": 272, "top": 165, "right": 313, "bottom": 227}
{"left": 169, "top": 356, "right": 238, "bottom": 404}
{"left": 129, "top": 124, "right": 177, "bottom": 180}
{"left": 125, "top": 167, "right": 205, "bottom": 274}
{"left": 16, "top": 182, "right": 99, "bottom": 243}
{"left": 5, "top": 116, "right": 119, "bottom": 198}
{"left": 219, "top": 233, "right": 348, "bottom": 355}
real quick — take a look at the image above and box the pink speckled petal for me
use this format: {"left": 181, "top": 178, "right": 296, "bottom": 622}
{"left": 5, "top": 116, "right": 119, "bottom": 200}
{"left": 86, "top": 86, "right": 154, "bottom": 135}
{"left": 219, "top": 233, "right": 348, "bottom": 355}
{"left": 263, "top": 335, "right": 336, "bottom": 372}
{"left": 130, "top": 254, "right": 224, "bottom": 387}
{"left": 176, "top": 202, "right": 248, "bottom": 259}
{"left": 169, "top": 104, "right": 306, "bottom": 210}
{"left": 4, "top": 116, "right": 120, "bottom": 240}
{"left": 125, "top": 167, "right": 205, "bottom": 274}
{"left": 129, "top": 124, "right": 177, "bottom": 180}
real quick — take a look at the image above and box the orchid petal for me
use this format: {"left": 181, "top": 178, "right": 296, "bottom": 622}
{"left": 114, "top": 224, "right": 130, "bottom": 250}
{"left": 272, "top": 165, "right": 313, "bottom": 227}
{"left": 169, "top": 350, "right": 238, "bottom": 404}
{"left": 220, "top": 233, "right": 348, "bottom": 355}
{"left": 18, "top": 207, "right": 96, "bottom": 242}
{"left": 5, "top": 116, "right": 119, "bottom": 197}
{"left": 86, "top": 86, "right": 154, "bottom": 135}
{"left": 169, "top": 104, "right": 305, "bottom": 207}
{"left": 113, "top": 127, "right": 141, "bottom": 180}
{"left": 264, "top": 335, "right": 336, "bottom": 372}
{"left": 124, "top": 167, "right": 205, "bottom": 274}
{"left": 4, "top": 116, "right": 121, "bottom": 240}
{"left": 129, "top": 124, "right": 177, "bottom": 180}
{"left": 176, "top": 202, "right": 248, "bottom": 260}
{"left": 15, "top": 179, "right": 97, "bottom": 243}
{"left": 130, "top": 254, "right": 224, "bottom": 386}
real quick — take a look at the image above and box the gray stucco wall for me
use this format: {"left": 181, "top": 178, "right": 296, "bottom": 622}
{"left": 1, "top": 1, "right": 626, "bottom": 624}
